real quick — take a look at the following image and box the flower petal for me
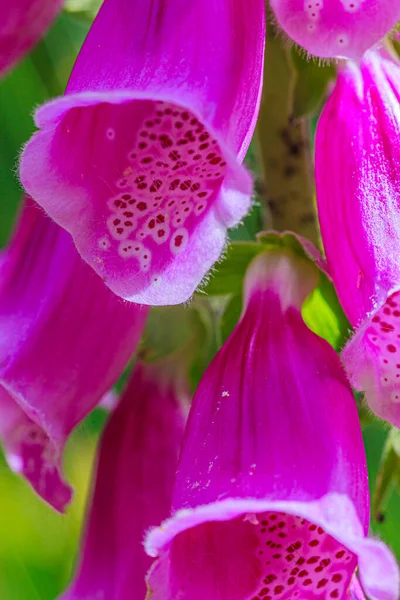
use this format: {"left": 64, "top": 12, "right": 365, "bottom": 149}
{"left": 316, "top": 51, "right": 400, "bottom": 426}
{"left": 0, "top": 0, "right": 63, "bottom": 76}
{"left": 270, "top": 0, "right": 400, "bottom": 59}
{"left": 0, "top": 386, "right": 71, "bottom": 512}
{"left": 316, "top": 51, "right": 400, "bottom": 327}
{"left": 342, "top": 290, "right": 400, "bottom": 428}
{"left": 0, "top": 199, "right": 148, "bottom": 510}
{"left": 20, "top": 0, "right": 265, "bottom": 305}
{"left": 61, "top": 362, "right": 186, "bottom": 599}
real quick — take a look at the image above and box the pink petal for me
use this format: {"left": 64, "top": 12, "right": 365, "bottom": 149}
{"left": 60, "top": 361, "right": 186, "bottom": 599}
{"left": 0, "top": 199, "right": 148, "bottom": 510}
{"left": 0, "top": 0, "right": 64, "bottom": 76}
{"left": 0, "top": 386, "right": 71, "bottom": 512}
{"left": 145, "top": 249, "right": 398, "bottom": 600}
{"left": 20, "top": 0, "right": 265, "bottom": 305}
{"left": 315, "top": 50, "right": 400, "bottom": 426}
{"left": 270, "top": 0, "right": 400, "bottom": 59}
{"left": 342, "top": 291, "right": 400, "bottom": 428}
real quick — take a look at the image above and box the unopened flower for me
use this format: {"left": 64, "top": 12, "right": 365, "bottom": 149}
{"left": 145, "top": 248, "right": 398, "bottom": 600}
{"left": 60, "top": 361, "right": 187, "bottom": 599}
{"left": 0, "top": 198, "right": 148, "bottom": 511}
{"left": 0, "top": 0, "right": 64, "bottom": 76}
{"left": 270, "top": 0, "right": 400, "bottom": 59}
{"left": 20, "top": 0, "right": 265, "bottom": 306}
{"left": 316, "top": 50, "right": 400, "bottom": 428}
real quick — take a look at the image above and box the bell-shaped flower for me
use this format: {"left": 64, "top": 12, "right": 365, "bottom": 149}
{"left": 59, "top": 360, "right": 187, "bottom": 599}
{"left": 0, "top": 0, "right": 64, "bottom": 77}
{"left": 316, "top": 50, "right": 400, "bottom": 429}
{"left": 270, "top": 0, "right": 400, "bottom": 60}
{"left": 145, "top": 248, "right": 399, "bottom": 600}
{"left": 0, "top": 198, "right": 148, "bottom": 511}
{"left": 20, "top": 0, "right": 265, "bottom": 306}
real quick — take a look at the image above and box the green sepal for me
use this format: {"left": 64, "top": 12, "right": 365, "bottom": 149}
{"left": 303, "top": 273, "right": 350, "bottom": 351}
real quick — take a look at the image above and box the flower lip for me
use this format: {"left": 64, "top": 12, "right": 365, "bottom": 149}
{"left": 0, "top": 382, "right": 72, "bottom": 513}
{"left": 146, "top": 495, "right": 399, "bottom": 600}
{"left": 146, "top": 495, "right": 362, "bottom": 558}
{"left": 31, "top": 89, "right": 249, "bottom": 194}
{"left": 342, "top": 286, "right": 400, "bottom": 428}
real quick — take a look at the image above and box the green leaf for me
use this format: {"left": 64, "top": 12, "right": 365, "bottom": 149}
{"left": 0, "top": 59, "right": 48, "bottom": 246}
{"left": 0, "top": 13, "right": 88, "bottom": 248}
{"left": 302, "top": 272, "right": 350, "bottom": 351}
{"left": 64, "top": 0, "right": 102, "bottom": 19}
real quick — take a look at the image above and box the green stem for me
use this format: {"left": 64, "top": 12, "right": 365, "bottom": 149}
{"left": 256, "top": 26, "right": 320, "bottom": 246}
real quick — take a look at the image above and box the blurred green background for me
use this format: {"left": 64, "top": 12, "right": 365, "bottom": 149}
{"left": 0, "top": 8, "right": 399, "bottom": 599}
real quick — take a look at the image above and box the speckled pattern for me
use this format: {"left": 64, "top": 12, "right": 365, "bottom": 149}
{"left": 99, "top": 101, "right": 226, "bottom": 280}
{"left": 250, "top": 511, "right": 356, "bottom": 600}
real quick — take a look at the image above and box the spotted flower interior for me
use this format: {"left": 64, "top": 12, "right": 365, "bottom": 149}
{"left": 363, "top": 291, "right": 400, "bottom": 403}
{"left": 169, "top": 511, "right": 356, "bottom": 600}
{"left": 53, "top": 99, "right": 227, "bottom": 290}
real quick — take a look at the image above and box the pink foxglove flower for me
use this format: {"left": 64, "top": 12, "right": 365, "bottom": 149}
{"left": 270, "top": 0, "right": 400, "bottom": 60}
{"left": 145, "top": 249, "right": 399, "bottom": 600}
{"left": 20, "top": 0, "right": 265, "bottom": 306}
{"left": 0, "top": 199, "right": 148, "bottom": 511}
{"left": 316, "top": 50, "right": 400, "bottom": 429}
{"left": 0, "top": 0, "right": 64, "bottom": 76}
{"left": 60, "top": 361, "right": 186, "bottom": 599}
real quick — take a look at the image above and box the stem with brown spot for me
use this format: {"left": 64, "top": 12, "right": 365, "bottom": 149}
{"left": 256, "top": 25, "right": 320, "bottom": 246}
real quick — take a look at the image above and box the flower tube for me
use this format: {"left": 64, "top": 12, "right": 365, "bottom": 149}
{"left": 60, "top": 361, "right": 186, "bottom": 599}
{"left": 316, "top": 50, "right": 400, "bottom": 428}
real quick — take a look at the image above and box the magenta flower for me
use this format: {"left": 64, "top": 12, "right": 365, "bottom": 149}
{"left": 145, "top": 249, "right": 398, "bottom": 600}
{"left": 316, "top": 50, "right": 400, "bottom": 429}
{"left": 60, "top": 361, "right": 186, "bottom": 599}
{"left": 20, "top": 0, "right": 265, "bottom": 306}
{"left": 270, "top": 0, "right": 400, "bottom": 59}
{"left": 0, "top": 0, "right": 64, "bottom": 76}
{"left": 0, "top": 198, "right": 148, "bottom": 511}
